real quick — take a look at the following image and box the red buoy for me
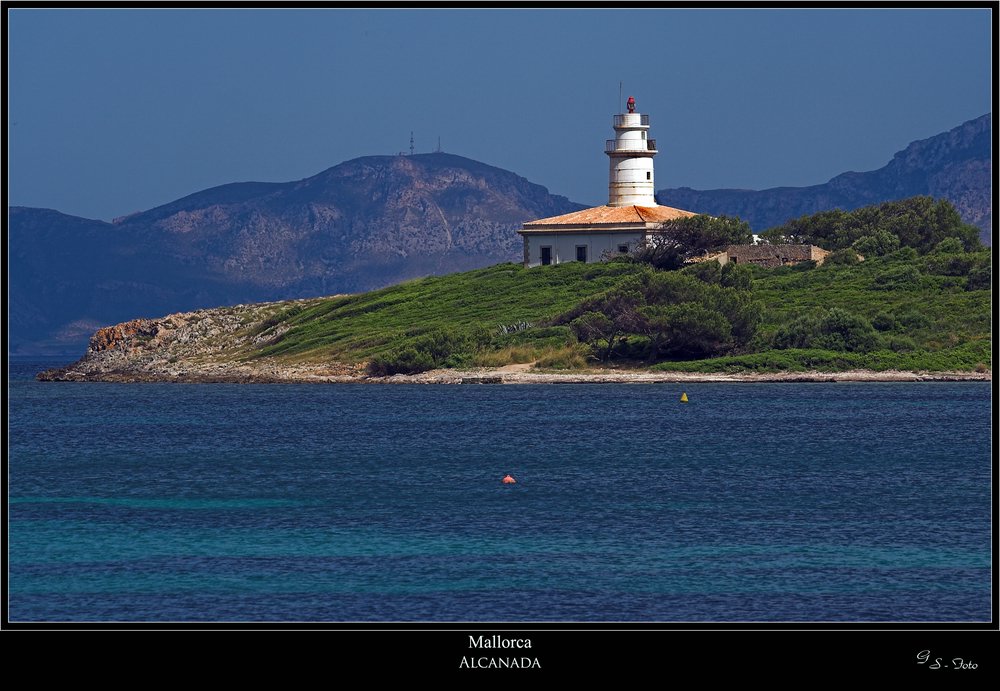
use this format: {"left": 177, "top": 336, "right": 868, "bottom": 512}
{"left": 502, "top": 474, "right": 517, "bottom": 484}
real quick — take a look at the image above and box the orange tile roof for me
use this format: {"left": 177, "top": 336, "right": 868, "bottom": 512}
{"left": 521, "top": 204, "right": 697, "bottom": 229}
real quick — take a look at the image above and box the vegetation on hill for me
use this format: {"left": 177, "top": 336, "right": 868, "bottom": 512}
{"left": 760, "top": 195, "right": 982, "bottom": 254}
{"left": 623, "top": 215, "right": 751, "bottom": 270}
{"left": 236, "top": 197, "right": 989, "bottom": 375}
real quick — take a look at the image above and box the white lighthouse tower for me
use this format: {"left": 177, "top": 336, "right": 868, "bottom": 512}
{"left": 606, "top": 95, "right": 657, "bottom": 207}
{"left": 517, "top": 96, "right": 697, "bottom": 267}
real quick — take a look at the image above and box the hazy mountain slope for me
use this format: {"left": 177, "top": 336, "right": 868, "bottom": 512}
{"left": 658, "top": 114, "right": 991, "bottom": 241}
{"left": 9, "top": 154, "right": 583, "bottom": 354}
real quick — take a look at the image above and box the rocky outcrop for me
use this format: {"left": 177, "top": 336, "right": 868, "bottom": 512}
{"left": 89, "top": 319, "right": 159, "bottom": 353}
{"left": 37, "top": 298, "right": 365, "bottom": 383}
{"left": 658, "top": 114, "right": 992, "bottom": 242}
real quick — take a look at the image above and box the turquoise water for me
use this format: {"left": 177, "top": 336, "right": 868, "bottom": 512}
{"left": 7, "top": 361, "right": 992, "bottom": 621}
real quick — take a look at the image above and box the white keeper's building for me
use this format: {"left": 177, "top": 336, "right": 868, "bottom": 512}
{"left": 518, "top": 97, "right": 699, "bottom": 267}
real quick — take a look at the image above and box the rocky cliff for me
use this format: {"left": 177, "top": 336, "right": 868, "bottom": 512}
{"left": 658, "top": 114, "right": 992, "bottom": 241}
{"left": 36, "top": 298, "right": 365, "bottom": 382}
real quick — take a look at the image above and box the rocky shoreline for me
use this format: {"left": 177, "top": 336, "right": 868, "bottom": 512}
{"left": 38, "top": 362, "right": 991, "bottom": 385}
{"left": 34, "top": 301, "right": 991, "bottom": 385}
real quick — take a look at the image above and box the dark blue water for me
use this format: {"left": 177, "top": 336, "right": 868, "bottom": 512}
{"left": 8, "top": 360, "right": 992, "bottom": 622}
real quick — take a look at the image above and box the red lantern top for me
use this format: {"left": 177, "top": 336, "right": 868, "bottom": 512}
{"left": 626, "top": 96, "right": 636, "bottom": 113}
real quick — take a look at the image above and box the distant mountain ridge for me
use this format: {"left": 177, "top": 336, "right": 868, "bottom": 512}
{"left": 658, "top": 114, "right": 992, "bottom": 241}
{"left": 10, "top": 153, "right": 583, "bottom": 354}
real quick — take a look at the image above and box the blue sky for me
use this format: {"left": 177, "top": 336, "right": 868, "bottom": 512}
{"left": 7, "top": 7, "right": 992, "bottom": 221}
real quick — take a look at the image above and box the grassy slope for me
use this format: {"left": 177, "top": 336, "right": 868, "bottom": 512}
{"left": 241, "top": 254, "right": 991, "bottom": 372}
{"left": 247, "top": 261, "right": 643, "bottom": 364}
{"left": 655, "top": 253, "right": 992, "bottom": 372}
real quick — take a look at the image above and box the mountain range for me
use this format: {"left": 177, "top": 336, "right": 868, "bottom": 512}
{"left": 10, "top": 154, "right": 583, "bottom": 354}
{"left": 658, "top": 114, "right": 991, "bottom": 239}
{"left": 8, "top": 115, "right": 991, "bottom": 355}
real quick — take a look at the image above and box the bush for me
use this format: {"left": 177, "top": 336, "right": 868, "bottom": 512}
{"left": 853, "top": 230, "right": 900, "bottom": 257}
{"left": 872, "top": 265, "right": 922, "bottom": 291}
{"left": 897, "top": 310, "right": 931, "bottom": 330}
{"left": 886, "top": 247, "right": 918, "bottom": 262}
{"left": 366, "top": 327, "right": 483, "bottom": 375}
{"left": 627, "top": 215, "right": 752, "bottom": 270}
{"left": 813, "top": 309, "right": 880, "bottom": 352}
{"left": 569, "top": 311, "right": 621, "bottom": 361}
{"left": 871, "top": 312, "right": 898, "bottom": 332}
{"left": 886, "top": 335, "right": 918, "bottom": 353}
{"left": 923, "top": 253, "right": 975, "bottom": 276}
{"left": 683, "top": 260, "right": 722, "bottom": 284}
{"left": 644, "top": 303, "right": 733, "bottom": 360}
{"left": 967, "top": 264, "right": 991, "bottom": 291}
{"left": 558, "top": 269, "right": 762, "bottom": 363}
{"left": 760, "top": 197, "right": 980, "bottom": 253}
{"left": 933, "top": 237, "right": 965, "bottom": 254}
{"left": 367, "top": 347, "right": 436, "bottom": 376}
{"left": 772, "top": 308, "right": 879, "bottom": 352}
{"left": 771, "top": 313, "right": 823, "bottom": 350}
{"left": 824, "top": 248, "right": 860, "bottom": 266}
{"left": 720, "top": 262, "right": 753, "bottom": 290}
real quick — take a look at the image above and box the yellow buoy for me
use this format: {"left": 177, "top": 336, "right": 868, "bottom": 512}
{"left": 680, "top": 392, "right": 689, "bottom": 403}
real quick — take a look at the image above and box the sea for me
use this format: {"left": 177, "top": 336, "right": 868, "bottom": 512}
{"left": 7, "top": 358, "right": 992, "bottom": 623}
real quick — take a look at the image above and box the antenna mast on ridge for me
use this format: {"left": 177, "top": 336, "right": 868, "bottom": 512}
{"left": 410, "top": 132, "right": 415, "bottom": 156}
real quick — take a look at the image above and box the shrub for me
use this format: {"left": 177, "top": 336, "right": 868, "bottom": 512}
{"left": 853, "top": 230, "right": 900, "bottom": 257}
{"left": 886, "top": 247, "right": 918, "bottom": 262}
{"left": 886, "top": 335, "right": 918, "bottom": 353}
{"left": 824, "top": 248, "right": 860, "bottom": 266}
{"left": 367, "top": 347, "right": 435, "bottom": 376}
{"left": 923, "top": 253, "right": 975, "bottom": 276}
{"left": 933, "top": 237, "right": 965, "bottom": 254}
{"left": 872, "top": 265, "right": 922, "bottom": 291}
{"left": 627, "top": 215, "right": 751, "bottom": 270}
{"left": 871, "top": 312, "right": 898, "bottom": 332}
{"left": 759, "top": 197, "right": 980, "bottom": 253}
{"left": 683, "top": 260, "right": 722, "bottom": 284}
{"left": 644, "top": 302, "right": 733, "bottom": 360}
{"left": 812, "top": 309, "right": 880, "bottom": 352}
{"left": 897, "top": 310, "right": 931, "bottom": 330}
{"left": 772, "top": 308, "right": 879, "bottom": 352}
{"left": 967, "top": 264, "right": 991, "bottom": 291}
{"left": 366, "top": 327, "right": 483, "bottom": 375}
{"left": 720, "top": 262, "right": 753, "bottom": 290}
{"left": 772, "top": 313, "right": 824, "bottom": 350}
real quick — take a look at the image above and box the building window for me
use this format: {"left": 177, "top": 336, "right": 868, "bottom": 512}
{"left": 576, "top": 245, "right": 588, "bottom": 262}
{"left": 618, "top": 244, "right": 629, "bottom": 254}
{"left": 540, "top": 247, "right": 552, "bottom": 266}
{"left": 730, "top": 256, "right": 738, "bottom": 264}
{"left": 646, "top": 172, "right": 651, "bottom": 180}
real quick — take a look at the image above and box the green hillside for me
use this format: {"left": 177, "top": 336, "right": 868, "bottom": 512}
{"left": 240, "top": 198, "right": 991, "bottom": 374}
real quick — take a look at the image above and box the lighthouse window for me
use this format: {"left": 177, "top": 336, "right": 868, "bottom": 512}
{"left": 646, "top": 172, "right": 651, "bottom": 180}
{"left": 576, "top": 246, "right": 588, "bottom": 262}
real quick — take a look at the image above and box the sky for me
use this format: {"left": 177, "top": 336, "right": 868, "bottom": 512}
{"left": 7, "top": 7, "right": 993, "bottom": 221}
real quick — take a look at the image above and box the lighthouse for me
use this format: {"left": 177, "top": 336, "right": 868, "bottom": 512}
{"left": 607, "top": 95, "right": 658, "bottom": 207}
{"left": 518, "top": 96, "right": 698, "bottom": 267}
